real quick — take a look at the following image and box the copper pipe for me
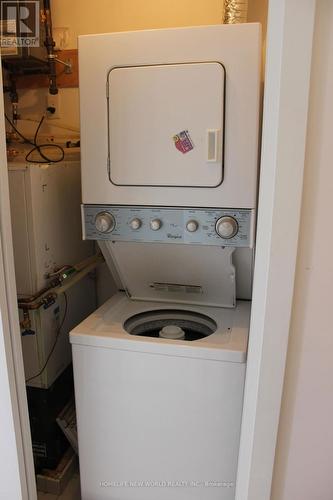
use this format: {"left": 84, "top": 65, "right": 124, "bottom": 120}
{"left": 18, "top": 282, "right": 58, "bottom": 304}
{"left": 18, "top": 254, "right": 103, "bottom": 310}
{"left": 19, "top": 293, "right": 57, "bottom": 310}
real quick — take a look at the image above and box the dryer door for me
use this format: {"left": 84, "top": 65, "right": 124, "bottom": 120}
{"left": 107, "top": 62, "right": 225, "bottom": 188}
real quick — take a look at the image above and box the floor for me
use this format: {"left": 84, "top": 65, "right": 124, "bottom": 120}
{"left": 37, "top": 473, "right": 81, "bottom": 500}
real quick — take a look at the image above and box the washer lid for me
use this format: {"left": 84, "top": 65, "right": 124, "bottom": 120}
{"left": 99, "top": 241, "right": 236, "bottom": 308}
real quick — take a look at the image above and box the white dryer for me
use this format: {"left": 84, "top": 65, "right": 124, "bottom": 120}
{"left": 71, "top": 22, "right": 261, "bottom": 500}
{"left": 79, "top": 23, "right": 261, "bottom": 209}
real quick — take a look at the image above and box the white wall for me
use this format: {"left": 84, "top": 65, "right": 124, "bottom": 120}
{"left": 0, "top": 62, "right": 37, "bottom": 500}
{"left": 271, "top": 1, "right": 333, "bottom": 498}
{"left": 0, "top": 309, "right": 24, "bottom": 499}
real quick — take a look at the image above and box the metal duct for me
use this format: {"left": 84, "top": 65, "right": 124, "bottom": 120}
{"left": 224, "top": 0, "right": 248, "bottom": 24}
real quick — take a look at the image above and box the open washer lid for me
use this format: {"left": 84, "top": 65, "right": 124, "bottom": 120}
{"left": 99, "top": 241, "right": 236, "bottom": 308}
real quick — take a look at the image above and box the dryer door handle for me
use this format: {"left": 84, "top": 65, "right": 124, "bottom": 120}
{"left": 207, "top": 129, "right": 220, "bottom": 162}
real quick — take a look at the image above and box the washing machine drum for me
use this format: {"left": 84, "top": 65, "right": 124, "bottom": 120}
{"left": 124, "top": 310, "right": 217, "bottom": 341}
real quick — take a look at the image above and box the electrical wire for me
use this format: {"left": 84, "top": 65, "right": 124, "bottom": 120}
{"left": 5, "top": 114, "right": 65, "bottom": 163}
{"left": 25, "top": 292, "right": 68, "bottom": 384}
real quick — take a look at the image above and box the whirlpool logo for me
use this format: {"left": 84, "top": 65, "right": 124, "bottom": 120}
{"left": 167, "top": 233, "right": 182, "bottom": 239}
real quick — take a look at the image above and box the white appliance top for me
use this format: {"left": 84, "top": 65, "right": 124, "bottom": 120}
{"left": 70, "top": 292, "right": 250, "bottom": 362}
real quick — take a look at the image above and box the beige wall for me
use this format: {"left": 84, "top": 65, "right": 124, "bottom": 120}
{"left": 51, "top": 0, "right": 267, "bottom": 50}
{"left": 248, "top": 0, "right": 268, "bottom": 39}
{"left": 7, "top": 1, "right": 267, "bottom": 137}
{"left": 7, "top": 0, "right": 226, "bottom": 136}
{"left": 52, "top": 0, "right": 224, "bottom": 49}
{"left": 248, "top": 0, "right": 268, "bottom": 72}
{"left": 271, "top": 1, "right": 333, "bottom": 499}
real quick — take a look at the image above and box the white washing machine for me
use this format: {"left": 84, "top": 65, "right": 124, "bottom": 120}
{"left": 71, "top": 23, "right": 261, "bottom": 500}
{"left": 71, "top": 293, "right": 250, "bottom": 500}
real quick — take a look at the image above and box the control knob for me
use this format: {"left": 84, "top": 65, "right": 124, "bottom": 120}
{"left": 215, "top": 216, "right": 238, "bottom": 239}
{"left": 130, "top": 218, "right": 142, "bottom": 230}
{"left": 150, "top": 218, "right": 162, "bottom": 231}
{"left": 95, "top": 211, "right": 115, "bottom": 233}
{"left": 186, "top": 220, "right": 199, "bottom": 233}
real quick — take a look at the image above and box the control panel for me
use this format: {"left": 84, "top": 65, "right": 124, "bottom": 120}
{"left": 83, "top": 205, "right": 254, "bottom": 247}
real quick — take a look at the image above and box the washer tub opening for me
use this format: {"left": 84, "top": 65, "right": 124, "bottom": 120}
{"left": 124, "top": 309, "right": 217, "bottom": 341}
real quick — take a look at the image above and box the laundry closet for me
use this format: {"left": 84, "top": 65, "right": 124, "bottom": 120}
{"left": 1, "top": 1, "right": 268, "bottom": 499}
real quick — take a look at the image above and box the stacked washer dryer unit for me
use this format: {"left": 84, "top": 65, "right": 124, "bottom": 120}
{"left": 71, "top": 24, "right": 261, "bottom": 500}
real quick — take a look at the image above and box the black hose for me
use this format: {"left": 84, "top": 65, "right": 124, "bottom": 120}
{"left": 5, "top": 114, "right": 65, "bottom": 163}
